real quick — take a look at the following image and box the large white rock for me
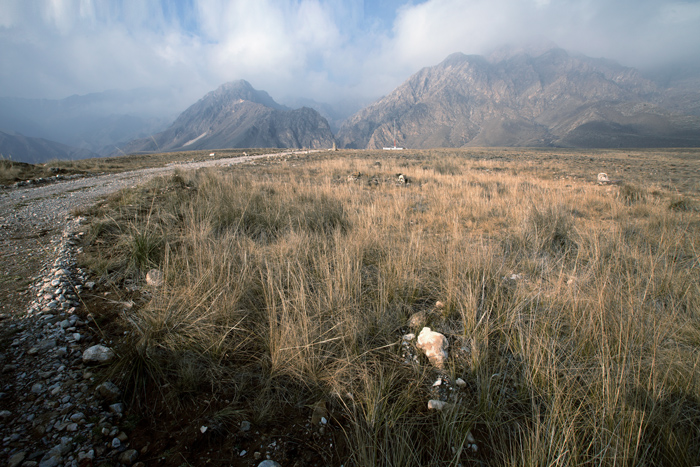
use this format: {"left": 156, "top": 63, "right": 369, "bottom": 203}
{"left": 82, "top": 345, "right": 115, "bottom": 364}
{"left": 416, "top": 327, "right": 448, "bottom": 368}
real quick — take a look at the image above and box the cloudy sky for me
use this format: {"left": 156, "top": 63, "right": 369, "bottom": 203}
{"left": 1, "top": 0, "right": 700, "bottom": 109}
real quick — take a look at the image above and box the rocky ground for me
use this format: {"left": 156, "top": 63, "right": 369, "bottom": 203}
{"left": 0, "top": 152, "right": 316, "bottom": 467}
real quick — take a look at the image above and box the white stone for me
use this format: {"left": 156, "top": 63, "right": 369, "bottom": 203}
{"left": 455, "top": 378, "right": 466, "bottom": 387}
{"left": 416, "top": 327, "right": 448, "bottom": 368}
{"left": 146, "top": 269, "right": 164, "bottom": 287}
{"left": 82, "top": 345, "right": 115, "bottom": 364}
{"left": 427, "top": 400, "right": 448, "bottom": 411}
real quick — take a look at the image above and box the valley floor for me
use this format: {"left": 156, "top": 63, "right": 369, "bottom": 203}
{"left": 1, "top": 147, "right": 699, "bottom": 466}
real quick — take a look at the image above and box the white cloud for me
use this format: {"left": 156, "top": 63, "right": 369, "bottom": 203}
{"left": 0, "top": 0, "right": 699, "bottom": 108}
{"left": 381, "top": 0, "right": 700, "bottom": 73}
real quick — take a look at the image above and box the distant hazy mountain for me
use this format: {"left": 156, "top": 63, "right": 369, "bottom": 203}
{"left": 117, "top": 80, "right": 336, "bottom": 154}
{"left": 280, "top": 96, "right": 367, "bottom": 133}
{"left": 0, "top": 129, "right": 96, "bottom": 164}
{"left": 337, "top": 48, "right": 700, "bottom": 149}
{"left": 0, "top": 88, "right": 181, "bottom": 155}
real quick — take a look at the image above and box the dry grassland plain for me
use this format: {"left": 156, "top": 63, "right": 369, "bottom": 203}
{"left": 77, "top": 148, "right": 700, "bottom": 466}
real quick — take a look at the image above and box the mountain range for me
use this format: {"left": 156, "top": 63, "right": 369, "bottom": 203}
{"left": 2, "top": 47, "right": 700, "bottom": 163}
{"left": 338, "top": 48, "right": 700, "bottom": 149}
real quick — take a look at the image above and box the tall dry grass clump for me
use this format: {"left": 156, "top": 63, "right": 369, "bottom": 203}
{"left": 82, "top": 152, "right": 700, "bottom": 466}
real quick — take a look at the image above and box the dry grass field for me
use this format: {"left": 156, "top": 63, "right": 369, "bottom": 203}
{"left": 76, "top": 148, "right": 700, "bottom": 466}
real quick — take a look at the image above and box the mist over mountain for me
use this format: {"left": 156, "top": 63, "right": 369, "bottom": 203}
{"left": 0, "top": 129, "right": 96, "bottom": 164}
{"left": 279, "top": 97, "right": 368, "bottom": 133}
{"left": 116, "top": 80, "right": 336, "bottom": 154}
{"left": 645, "top": 63, "right": 700, "bottom": 118}
{"left": 0, "top": 88, "right": 183, "bottom": 156}
{"left": 337, "top": 48, "right": 700, "bottom": 149}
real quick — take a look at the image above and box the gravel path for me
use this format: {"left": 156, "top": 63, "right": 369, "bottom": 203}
{"left": 1, "top": 150, "right": 315, "bottom": 234}
{"left": 0, "top": 150, "right": 316, "bottom": 467}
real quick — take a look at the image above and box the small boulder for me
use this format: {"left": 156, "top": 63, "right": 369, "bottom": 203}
{"left": 95, "top": 381, "right": 121, "bottom": 401}
{"left": 8, "top": 451, "right": 26, "bottom": 467}
{"left": 416, "top": 327, "right": 448, "bottom": 368}
{"left": 82, "top": 345, "right": 115, "bottom": 364}
{"left": 118, "top": 449, "right": 139, "bottom": 465}
{"left": 427, "top": 400, "right": 449, "bottom": 411}
{"left": 597, "top": 173, "right": 621, "bottom": 185}
{"left": 146, "top": 269, "right": 164, "bottom": 287}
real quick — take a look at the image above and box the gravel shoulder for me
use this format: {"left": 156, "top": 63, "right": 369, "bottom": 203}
{"left": 0, "top": 151, "right": 316, "bottom": 467}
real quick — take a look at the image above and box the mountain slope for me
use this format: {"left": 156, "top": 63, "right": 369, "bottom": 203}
{"left": 118, "top": 80, "right": 336, "bottom": 154}
{"left": 337, "top": 49, "right": 700, "bottom": 149}
{"left": 0, "top": 130, "right": 97, "bottom": 164}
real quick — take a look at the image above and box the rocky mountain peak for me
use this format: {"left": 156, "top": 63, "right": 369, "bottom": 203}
{"left": 203, "top": 80, "right": 287, "bottom": 110}
{"left": 117, "top": 81, "right": 335, "bottom": 154}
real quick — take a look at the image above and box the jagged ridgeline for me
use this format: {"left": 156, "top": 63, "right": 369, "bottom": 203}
{"left": 338, "top": 48, "right": 700, "bottom": 149}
